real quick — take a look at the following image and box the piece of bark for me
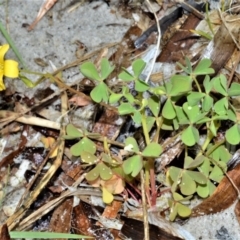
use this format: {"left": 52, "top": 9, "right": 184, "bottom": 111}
{"left": 157, "top": 13, "right": 201, "bottom": 63}
{"left": 120, "top": 216, "right": 183, "bottom": 240}
{"left": 48, "top": 198, "right": 73, "bottom": 240}
{"left": 192, "top": 163, "right": 240, "bottom": 217}
{"left": 0, "top": 125, "right": 28, "bottom": 170}
{"left": 199, "top": 22, "right": 236, "bottom": 75}
{"left": 72, "top": 201, "right": 92, "bottom": 236}
{"left": 0, "top": 224, "right": 10, "bottom": 240}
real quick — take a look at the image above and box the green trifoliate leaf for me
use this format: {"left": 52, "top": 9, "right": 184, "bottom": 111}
{"left": 98, "top": 162, "right": 113, "bottom": 180}
{"left": 70, "top": 137, "right": 96, "bottom": 156}
{"left": 162, "top": 99, "right": 176, "bottom": 119}
{"left": 146, "top": 116, "right": 156, "bottom": 132}
{"left": 123, "top": 155, "right": 142, "bottom": 177}
{"left": 227, "top": 109, "right": 237, "bottom": 122}
{"left": 151, "top": 85, "right": 166, "bottom": 95}
{"left": 180, "top": 171, "right": 196, "bottom": 195}
{"left": 161, "top": 118, "right": 174, "bottom": 130}
{"left": 80, "top": 62, "right": 101, "bottom": 81}
{"left": 170, "top": 75, "right": 192, "bottom": 96}
{"left": 198, "top": 157, "right": 210, "bottom": 175}
{"left": 214, "top": 97, "right": 228, "bottom": 115}
{"left": 213, "top": 75, "right": 228, "bottom": 96}
{"left": 182, "top": 102, "right": 200, "bottom": 123}
{"left": 226, "top": 124, "right": 240, "bottom": 145}
{"left": 203, "top": 75, "right": 212, "bottom": 93}
{"left": 100, "top": 58, "right": 114, "bottom": 80}
{"left": 209, "top": 165, "right": 224, "bottom": 183}
{"left": 177, "top": 203, "right": 191, "bottom": 218}
{"left": 124, "top": 93, "right": 135, "bottom": 104}
{"left": 90, "top": 82, "right": 109, "bottom": 103}
{"left": 132, "top": 59, "right": 146, "bottom": 78}
{"left": 135, "top": 79, "right": 149, "bottom": 92}
{"left": 109, "top": 93, "right": 122, "bottom": 104}
{"left": 101, "top": 153, "right": 114, "bottom": 164}
{"left": 118, "top": 102, "right": 135, "bottom": 115}
{"left": 209, "top": 120, "right": 218, "bottom": 136}
{"left": 202, "top": 95, "right": 213, "bottom": 112}
{"left": 142, "top": 143, "right": 162, "bottom": 157}
{"left": 86, "top": 165, "right": 100, "bottom": 181}
{"left": 187, "top": 92, "right": 205, "bottom": 106}
{"left": 132, "top": 111, "right": 142, "bottom": 124}
{"left": 175, "top": 106, "right": 188, "bottom": 124}
{"left": 187, "top": 155, "right": 205, "bottom": 168}
{"left": 169, "top": 203, "right": 178, "bottom": 221}
{"left": 164, "top": 82, "right": 173, "bottom": 95}
{"left": 197, "top": 182, "right": 209, "bottom": 198}
{"left": 169, "top": 166, "right": 181, "bottom": 182}
{"left": 181, "top": 125, "right": 199, "bottom": 146}
{"left": 148, "top": 96, "right": 160, "bottom": 117}
{"left": 125, "top": 137, "right": 139, "bottom": 152}
{"left": 187, "top": 170, "right": 208, "bottom": 184}
{"left": 118, "top": 70, "right": 134, "bottom": 81}
{"left": 183, "top": 156, "right": 194, "bottom": 169}
{"left": 172, "top": 192, "right": 185, "bottom": 201}
{"left": 193, "top": 58, "right": 214, "bottom": 75}
{"left": 218, "top": 146, "right": 232, "bottom": 163}
{"left": 66, "top": 124, "right": 83, "bottom": 138}
{"left": 228, "top": 82, "right": 240, "bottom": 96}
{"left": 81, "top": 151, "right": 98, "bottom": 164}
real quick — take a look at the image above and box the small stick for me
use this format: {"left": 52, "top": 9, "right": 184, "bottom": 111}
{"left": 145, "top": 0, "right": 161, "bottom": 84}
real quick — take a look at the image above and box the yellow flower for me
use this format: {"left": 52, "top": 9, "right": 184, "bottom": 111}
{"left": 0, "top": 44, "right": 19, "bottom": 91}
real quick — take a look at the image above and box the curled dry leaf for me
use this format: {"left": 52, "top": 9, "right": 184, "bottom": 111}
{"left": 69, "top": 94, "right": 92, "bottom": 106}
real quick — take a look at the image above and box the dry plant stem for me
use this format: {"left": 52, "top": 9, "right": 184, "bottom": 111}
{"left": 218, "top": 9, "right": 240, "bottom": 51}
{"left": 27, "top": 0, "right": 58, "bottom": 31}
{"left": 227, "top": 50, "right": 240, "bottom": 87}
{"left": 53, "top": 76, "right": 118, "bottom": 112}
{"left": 16, "top": 139, "right": 63, "bottom": 210}
{"left": 0, "top": 110, "right": 61, "bottom": 129}
{"left": 140, "top": 170, "right": 149, "bottom": 240}
{"left": 18, "top": 186, "right": 123, "bottom": 230}
{"left": 0, "top": 43, "right": 118, "bottom": 131}
{"left": 145, "top": 0, "right": 161, "bottom": 84}
{"left": 35, "top": 42, "right": 118, "bottom": 84}
{"left": 225, "top": 172, "right": 240, "bottom": 200}
{"left": 5, "top": 92, "right": 67, "bottom": 230}
{"left": 17, "top": 174, "right": 88, "bottom": 230}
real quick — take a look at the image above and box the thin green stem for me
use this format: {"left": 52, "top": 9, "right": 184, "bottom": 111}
{"left": 192, "top": 75, "right": 202, "bottom": 93}
{"left": 141, "top": 112, "right": 150, "bottom": 145}
{"left": 0, "top": 21, "right": 27, "bottom": 68}
{"left": 205, "top": 139, "right": 225, "bottom": 156}
{"left": 20, "top": 69, "right": 45, "bottom": 76}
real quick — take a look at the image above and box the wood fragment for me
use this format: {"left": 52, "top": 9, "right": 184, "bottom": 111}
{"left": 157, "top": 13, "right": 201, "bottom": 62}
{"left": 49, "top": 198, "right": 73, "bottom": 239}
{"left": 199, "top": 22, "right": 237, "bottom": 75}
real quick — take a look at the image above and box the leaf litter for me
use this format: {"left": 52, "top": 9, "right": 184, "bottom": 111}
{"left": 1, "top": 0, "right": 240, "bottom": 239}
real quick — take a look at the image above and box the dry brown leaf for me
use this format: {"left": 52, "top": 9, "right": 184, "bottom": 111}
{"left": 49, "top": 198, "right": 73, "bottom": 234}
{"left": 41, "top": 136, "right": 58, "bottom": 158}
{"left": 69, "top": 94, "right": 92, "bottom": 106}
{"left": 0, "top": 224, "right": 10, "bottom": 240}
{"left": 72, "top": 202, "right": 92, "bottom": 236}
{"left": 102, "top": 200, "right": 122, "bottom": 219}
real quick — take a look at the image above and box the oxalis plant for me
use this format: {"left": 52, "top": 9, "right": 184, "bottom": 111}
{"left": 63, "top": 57, "right": 240, "bottom": 221}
